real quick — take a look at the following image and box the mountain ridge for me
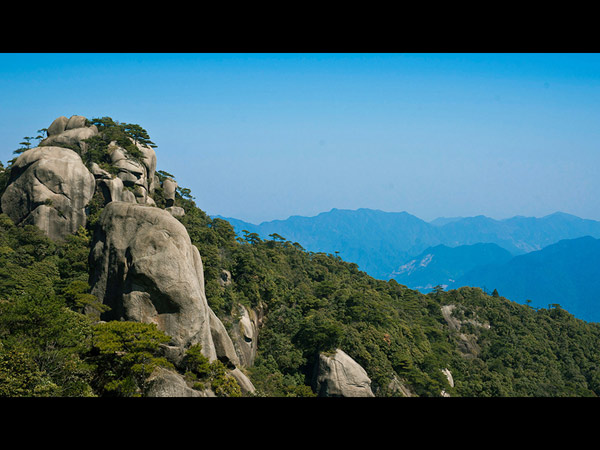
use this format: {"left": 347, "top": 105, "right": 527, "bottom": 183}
{"left": 213, "top": 208, "right": 600, "bottom": 279}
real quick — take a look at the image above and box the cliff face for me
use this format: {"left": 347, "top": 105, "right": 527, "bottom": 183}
{"left": 89, "top": 202, "right": 216, "bottom": 355}
{"left": 1, "top": 115, "right": 254, "bottom": 396}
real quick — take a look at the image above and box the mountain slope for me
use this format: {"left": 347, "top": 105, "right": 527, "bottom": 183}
{"left": 3, "top": 116, "right": 600, "bottom": 397}
{"left": 451, "top": 236, "right": 600, "bottom": 323}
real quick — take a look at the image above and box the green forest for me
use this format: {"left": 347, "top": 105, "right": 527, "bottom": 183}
{"left": 1, "top": 118, "right": 600, "bottom": 397}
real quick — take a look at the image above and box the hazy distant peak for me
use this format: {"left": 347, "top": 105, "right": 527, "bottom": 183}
{"left": 541, "top": 211, "right": 581, "bottom": 220}
{"left": 429, "top": 217, "right": 465, "bottom": 226}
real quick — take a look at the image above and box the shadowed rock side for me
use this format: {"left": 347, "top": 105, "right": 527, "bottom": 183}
{"left": 0, "top": 146, "right": 95, "bottom": 241}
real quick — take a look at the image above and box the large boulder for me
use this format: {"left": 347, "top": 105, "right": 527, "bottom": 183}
{"left": 228, "top": 304, "right": 262, "bottom": 368}
{"left": 162, "top": 178, "right": 177, "bottom": 207}
{"left": 0, "top": 146, "right": 95, "bottom": 240}
{"left": 145, "top": 366, "right": 212, "bottom": 397}
{"left": 40, "top": 115, "right": 99, "bottom": 153}
{"left": 313, "top": 349, "right": 375, "bottom": 397}
{"left": 89, "top": 201, "right": 237, "bottom": 365}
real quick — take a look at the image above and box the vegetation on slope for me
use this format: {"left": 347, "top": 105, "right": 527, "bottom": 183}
{"left": 2, "top": 117, "right": 600, "bottom": 397}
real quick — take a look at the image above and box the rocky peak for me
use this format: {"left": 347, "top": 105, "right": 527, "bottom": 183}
{"left": 41, "top": 115, "right": 99, "bottom": 154}
{"left": 0, "top": 145, "right": 95, "bottom": 241}
{"left": 1, "top": 114, "right": 254, "bottom": 395}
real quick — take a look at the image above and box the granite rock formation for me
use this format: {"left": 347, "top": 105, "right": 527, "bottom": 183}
{"left": 228, "top": 304, "right": 262, "bottom": 368}
{"left": 89, "top": 202, "right": 243, "bottom": 370}
{"left": 0, "top": 146, "right": 95, "bottom": 241}
{"left": 162, "top": 178, "right": 177, "bottom": 207}
{"left": 2, "top": 114, "right": 253, "bottom": 396}
{"left": 108, "top": 141, "right": 157, "bottom": 205}
{"left": 40, "top": 115, "right": 99, "bottom": 154}
{"left": 313, "top": 349, "right": 375, "bottom": 397}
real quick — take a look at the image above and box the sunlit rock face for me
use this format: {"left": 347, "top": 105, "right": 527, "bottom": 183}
{"left": 0, "top": 146, "right": 95, "bottom": 241}
{"left": 40, "top": 115, "right": 99, "bottom": 153}
{"left": 108, "top": 141, "right": 157, "bottom": 205}
{"left": 89, "top": 201, "right": 239, "bottom": 365}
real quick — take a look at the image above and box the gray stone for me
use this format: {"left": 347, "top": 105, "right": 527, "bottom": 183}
{"left": 0, "top": 146, "right": 95, "bottom": 241}
{"left": 387, "top": 374, "right": 415, "bottom": 397}
{"left": 139, "top": 144, "right": 157, "bottom": 193}
{"left": 313, "top": 349, "right": 375, "bottom": 397}
{"left": 90, "top": 162, "right": 111, "bottom": 179}
{"left": 65, "top": 115, "right": 87, "bottom": 130}
{"left": 96, "top": 177, "right": 137, "bottom": 204}
{"left": 145, "top": 366, "right": 212, "bottom": 397}
{"left": 165, "top": 206, "right": 185, "bottom": 217}
{"left": 229, "top": 304, "right": 262, "bottom": 368}
{"left": 218, "top": 269, "right": 232, "bottom": 287}
{"left": 41, "top": 115, "right": 99, "bottom": 153}
{"left": 47, "top": 116, "right": 68, "bottom": 136}
{"left": 89, "top": 202, "right": 236, "bottom": 365}
{"left": 229, "top": 368, "right": 256, "bottom": 395}
{"left": 162, "top": 178, "right": 177, "bottom": 207}
{"left": 108, "top": 141, "right": 157, "bottom": 205}
{"left": 209, "top": 308, "right": 240, "bottom": 367}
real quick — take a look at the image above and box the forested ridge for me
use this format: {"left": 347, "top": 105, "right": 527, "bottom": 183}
{"left": 1, "top": 117, "right": 600, "bottom": 397}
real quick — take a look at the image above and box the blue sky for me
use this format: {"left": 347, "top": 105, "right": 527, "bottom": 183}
{"left": 1, "top": 53, "right": 600, "bottom": 223}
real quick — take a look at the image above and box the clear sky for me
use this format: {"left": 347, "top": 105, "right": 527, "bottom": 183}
{"left": 1, "top": 53, "right": 600, "bottom": 224}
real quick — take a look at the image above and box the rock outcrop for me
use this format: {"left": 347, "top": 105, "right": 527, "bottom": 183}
{"left": 89, "top": 202, "right": 234, "bottom": 362}
{"left": 162, "top": 178, "right": 177, "bottom": 207}
{"left": 40, "top": 115, "right": 99, "bottom": 154}
{"left": 313, "top": 349, "right": 375, "bottom": 397}
{"left": 0, "top": 146, "right": 95, "bottom": 241}
{"left": 228, "top": 304, "right": 262, "bottom": 368}
{"left": 2, "top": 114, "right": 255, "bottom": 396}
{"left": 145, "top": 366, "right": 212, "bottom": 397}
{"left": 108, "top": 141, "right": 157, "bottom": 205}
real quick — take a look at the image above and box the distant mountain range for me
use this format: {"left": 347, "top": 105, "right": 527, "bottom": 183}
{"left": 214, "top": 208, "right": 600, "bottom": 323}
{"left": 215, "top": 208, "right": 600, "bottom": 278}
{"left": 450, "top": 236, "right": 600, "bottom": 323}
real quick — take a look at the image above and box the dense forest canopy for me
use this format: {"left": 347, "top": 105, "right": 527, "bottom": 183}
{"left": 1, "top": 117, "right": 600, "bottom": 397}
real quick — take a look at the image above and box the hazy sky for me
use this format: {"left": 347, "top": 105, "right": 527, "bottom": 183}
{"left": 1, "top": 53, "right": 600, "bottom": 223}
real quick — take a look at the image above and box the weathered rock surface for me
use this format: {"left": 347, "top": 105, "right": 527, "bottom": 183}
{"left": 40, "top": 115, "right": 99, "bottom": 153}
{"left": 89, "top": 202, "right": 247, "bottom": 367}
{"left": 387, "top": 374, "right": 415, "bottom": 397}
{"left": 90, "top": 202, "right": 215, "bottom": 356}
{"left": 230, "top": 368, "right": 256, "bottom": 395}
{"left": 0, "top": 146, "right": 95, "bottom": 240}
{"left": 162, "top": 178, "right": 177, "bottom": 207}
{"left": 145, "top": 366, "right": 212, "bottom": 397}
{"left": 313, "top": 349, "right": 375, "bottom": 397}
{"left": 165, "top": 206, "right": 185, "bottom": 217}
{"left": 89, "top": 201, "right": 255, "bottom": 395}
{"left": 209, "top": 308, "right": 240, "bottom": 367}
{"left": 441, "top": 304, "right": 487, "bottom": 358}
{"left": 96, "top": 176, "right": 137, "bottom": 204}
{"left": 108, "top": 141, "right": 156, "bottom": 205}
{"left": 229, "top": 304, "right": 262, "bottom": 368}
